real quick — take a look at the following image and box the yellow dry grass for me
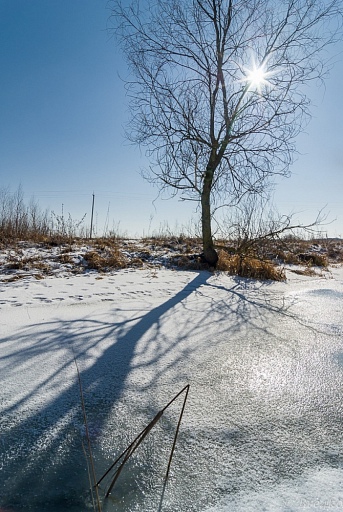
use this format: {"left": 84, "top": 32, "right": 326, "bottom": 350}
{"left": 217, "top": 250, "right": 285, "bottom": 281}
{"left": 83, "top": 249, "right": 127, "bottom": 270}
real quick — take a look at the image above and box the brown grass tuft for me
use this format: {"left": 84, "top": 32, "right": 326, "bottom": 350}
{"left": 297, "top": 253, "right": 328, "bottom": 267}
{"left": 83, "top": 248, "right": 127, "bottom": 270}
{"left": 217, "top": 250, "right": 285, "bottom": 281}
{"left": 170, "top": 254, "right": 206, "bottom": 270}
{"left": 289, "top": 267, "right": 317, "bottom": 276}
{"left": 5, "top": 255, "right": 51, "bottom": 273}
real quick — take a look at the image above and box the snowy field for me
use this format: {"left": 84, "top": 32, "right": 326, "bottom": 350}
{"left": 0, "top": 264, "right": 343, "bottom": 511}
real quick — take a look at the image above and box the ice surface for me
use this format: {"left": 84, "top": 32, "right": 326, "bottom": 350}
{"left": 0, "top": 267, "right": 342, "bottom": 511}
{"left": 205, "top": 467, "right": 343, "bottom": 511}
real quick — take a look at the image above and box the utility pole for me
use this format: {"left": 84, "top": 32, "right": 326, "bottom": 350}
{"left": 90, "top": 193, "right": 95, "bottom": 239}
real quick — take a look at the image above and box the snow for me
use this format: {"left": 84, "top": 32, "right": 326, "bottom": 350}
{"left": 0, "top": 263, "right": 343, "bottom": 511}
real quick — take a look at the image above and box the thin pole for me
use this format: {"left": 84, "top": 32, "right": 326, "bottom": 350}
{"left": 90, "top": 193, "right": 95, "bottom": 239}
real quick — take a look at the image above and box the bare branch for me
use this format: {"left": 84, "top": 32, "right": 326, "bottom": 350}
{"left": 110, "top": 0, "right": 343, "bottom": 259}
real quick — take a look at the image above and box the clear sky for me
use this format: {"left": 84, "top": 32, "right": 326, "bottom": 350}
{"left": 1, "top": 0, "right": 342, "bottom": 238}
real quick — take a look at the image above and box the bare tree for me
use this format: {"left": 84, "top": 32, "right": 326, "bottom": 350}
{"left": 111, "top": 0, "right": 342, "bottom": 264}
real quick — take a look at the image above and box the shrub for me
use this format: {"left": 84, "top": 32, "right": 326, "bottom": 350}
{"left": 5, "top": 255, "right": 51, "bottom": 273}
{"left": 83, "top": 248, "right": 127, "bottom": 270}
{"left": 58, "top": 253, "right": 75, "bottom": 264}
{"left": 296, "top": 252, "right": 328, "bottom": 267}
{"left": 277, "top": 250, "right": 301, "bottom": 265}
{"left": 169, "top": 254, "right": 205, "bottom": 270}
{"left": 129, "top": 257, "right": 144, "bottom": 267}
{"left": 217, "top": 250, "right": 285, "bottom": 281}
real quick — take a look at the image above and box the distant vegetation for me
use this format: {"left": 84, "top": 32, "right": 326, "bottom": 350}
{"left": 1, "top": 187, "right": 342, "bottom": 281}
{"left": 0, "top": 186, "right": 89, "bottom": 243}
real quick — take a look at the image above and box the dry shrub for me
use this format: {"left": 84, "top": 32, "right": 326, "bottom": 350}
{"left": 313, "top": 253, "right": 328, "bottom": 267}
{"left": 6, "top": 259, "right": 24, "bottom": 270}
{"left": 216, "top": 251, "right": 239, "bottom": 273}
{"left": 327, "top": 248, "right": 342, "bottom": 261}
{"left": 83, "top": 249, "right": 127, "bottom": 270}
{"left": 143, "top": 236, "right": 202, "bottom": 254}
{"left": 169, "top": 254, "right": 205, "bottom": 270}
{"left": 130, "top": 257, "right": 144, "bottom": 267}
{"left": 43, "top": 235, "right": 80, "bottom": 247}
{"left": 217, "top": 250, "right": 285, "bottom": 281}
{"left": 277, "top": 249, "right": 328, "bottom": 267}
{"left": 94, "top": 237, "right": 120, "bottom": 250}
{"left": 5, "top": 255, "right": 50, "bottom": 273}
{"left": 58, "top": 253, "right": 74, "bottom": 264}
{"left": 297, "top": 253, "right": 328, "bottom": 267}
{"left": 30, "top": 260, "right": 51, "bottom": 272}
{"left": 324, "top": 240, "right": 343, "bottom": 262}
{"left": 277, "top": 250, "right": 300, "bottom": 265}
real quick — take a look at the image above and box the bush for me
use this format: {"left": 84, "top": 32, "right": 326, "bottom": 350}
{"left": 83, "top": 248, "right": 127, "bottom": 270}
{"left": 217, "top": 250, "right": 285, "bottom": 281}
{"left": 0, "top": 187, "right": 51, "bottom": 242}
{"left": 171, "top": 254, "right": 205, "bottom": 270}
{"left": 297, "top": 252, "right": 328, "bottom": 267}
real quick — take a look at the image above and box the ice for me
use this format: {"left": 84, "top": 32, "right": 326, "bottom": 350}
{"left": 205, "top": 467, "right": 343, "bottom": 511}
{"left": 0, "top": 266, "right": 342, "bottom": 511}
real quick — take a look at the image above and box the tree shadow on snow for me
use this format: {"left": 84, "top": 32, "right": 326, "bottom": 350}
{"left": 0, "top": 270, "right": 326, "bottom": 511}
{"left": 0, "top": 271, "right": 211, "bottom": 510}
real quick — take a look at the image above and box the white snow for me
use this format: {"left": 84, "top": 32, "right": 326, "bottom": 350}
{"left": 0, "top": 264, "right": 343, "bottom": 511}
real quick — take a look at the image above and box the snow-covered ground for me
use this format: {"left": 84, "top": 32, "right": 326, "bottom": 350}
{"left": 0, "top": 264, "right": 343, "bottom": 511}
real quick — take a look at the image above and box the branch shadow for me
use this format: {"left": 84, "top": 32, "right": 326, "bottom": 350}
{"left": 0, "top": 271, "right": 212, "bottom": 510}
{"left": 0, "top": 270, "right": 328, "bottom": 511}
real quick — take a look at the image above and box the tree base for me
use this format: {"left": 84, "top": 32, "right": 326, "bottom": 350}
{"left": 202, "top": 247, "right": 218, "bottom": 267}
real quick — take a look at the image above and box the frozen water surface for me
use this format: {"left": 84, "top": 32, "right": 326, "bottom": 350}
{"left": 0, "top": 267, "right": 342, "bottom": 511}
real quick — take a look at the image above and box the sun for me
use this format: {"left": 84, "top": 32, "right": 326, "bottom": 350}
{"left": 245, "top": 64, "right": 269, "bottom": 89}
{"left": 241, "top": 56, "right": 276, "bottom": 93}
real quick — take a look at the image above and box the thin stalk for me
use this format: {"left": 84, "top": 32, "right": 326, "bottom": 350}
{"left": 165, "top": 384, "right": 189, "bottom": 481}
{"left": 158, "top": 385, "right": 190, "bottom": 511}
{"left": 105, "top": 411, "right": 163, "bottom": 498}
{"left": 82, "top": 440, "right": 97, "bottom": 512}
{"left": 96, "top": 385, "right": 190, "bottom": 503}
{"left": 96, "top": 410, "right": 163, "bottom": 488}
{"left": 74, "top": 357, "right": 102, "bottom": 512}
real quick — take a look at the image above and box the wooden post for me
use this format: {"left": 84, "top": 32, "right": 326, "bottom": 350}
{"left": 90, "top": 193, "right": 95, "bottom": 239}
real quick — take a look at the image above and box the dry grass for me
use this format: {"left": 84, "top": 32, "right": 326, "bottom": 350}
{"left": 298, "top": 252, "right": 328, "bottom": 267}
{"left": 83, "top": 248, "right": 128, "bottom": 270}
{"left": 93, "top": 237, "right": 121, "bottom": 250}
{"left": 169, "top": 254, "right": 205, "bottom": 270}
{"left": 143, "top": 236, "right": 202, "bottom": 253}
{"left": 58, "top": 253, "right": 75, "bottom": 264}
{"left": 217, "top": 250, "right": 286, "bottom": 281}
{"left": 277, "top": 249, "right": 328, "bottom": 267}
{"left": 2, "top": 235, "right": 340, "bottom": 282}
{"left": 289, "top": 267, "right": 318, "bottom": 276}
{"left": 5, "top": 255, "right": 51, "bottom": 273}
{"left": 0, "top": 187, "right": 90, "bottom": 246}
{"left": 1, "top": 191, "right": 342, "bottom": 283}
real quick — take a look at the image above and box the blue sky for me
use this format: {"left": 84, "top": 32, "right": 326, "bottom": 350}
{"left": 0, "top": 0, "right": 342, "bottom": 238}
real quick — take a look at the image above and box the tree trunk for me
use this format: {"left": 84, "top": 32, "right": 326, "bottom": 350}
{"left": 201, "top": 174, "right": 218, "bottom": 266}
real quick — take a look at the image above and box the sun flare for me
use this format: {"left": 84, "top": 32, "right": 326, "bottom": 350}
{"left": 241, "top": 56, "right": 276, "bottom": 93}
{"left": 245, "top": 64, "right": 269, "bottom": 88}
